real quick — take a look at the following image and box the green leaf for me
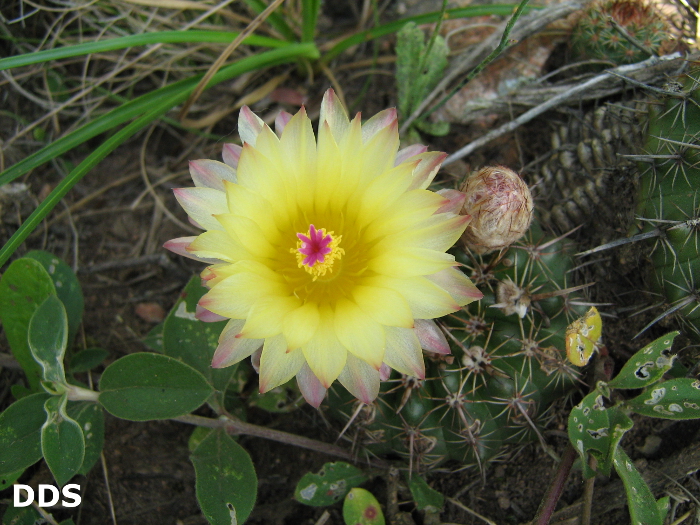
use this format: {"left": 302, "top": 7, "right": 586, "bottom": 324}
{"left": 28, "top": 295, "right": 68, "bottom": 385}
{"left": 25, "top": 250, "right": 84, "bottom": 347}
{"left": 163, "top": 276, "right": 235, "bottom": 397}
{"left": 568, "top": 391, "right": 610, "bottom": 478}
{"left": 41, "top": 394, "right": 85, "bottom": 487}
{"left": 98, "top": 353, "right": 213, "bottom": 421}
{"left": 0, "top": 392, "right": 50, "bottom": 475}
{"left": 0, "top": 258, "right": 56, "bottom": 389}
{"left": 408, "top": 475, "right": 444, "bottom": 511}
{"left": 142, "top": 323, "right": 164, "bottom": 352}
{"left": 2, "top": 505, "right": 43, "bottom": 525}
{"left": 66, "top": 402, "right": 104, "bottom": 476}
{"left": 294, "top": 462, "right": 368, "bottom": 507}
{"left": 343, "top": 488, "right": 385, "bottom": 525}
{"left": 626, "top": 378, "right": 700, "bottom": 419}
{"left": 613, "top": 447, "right": 662, "bottom": 525}
{"left": 69, "top": 348, "right": 109, "bottom": 374}
{"left": 598, "top": 407, "right": 633, "bottom": 477}
{"left": 607, "top": 332, "right": 678, "bottom": 389}
{"left": 0, "top": 468, "right": 24, "bottom": 490}
{"left": 188, "top": 426, "right": 215, "bottom": 452}
{"left": 191, "top": 428, "right": 257, "bottom": 525}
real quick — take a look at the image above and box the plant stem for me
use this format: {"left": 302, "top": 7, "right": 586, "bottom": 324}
{"left": 173, "top": 413, "right": 387, "bottom": 467}
{"left": 532, "top": 445, "right": 577, "bottom": 525}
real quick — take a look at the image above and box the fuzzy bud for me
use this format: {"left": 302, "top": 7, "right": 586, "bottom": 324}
{"left": 459, "top": 166, "right": 533, "bottom": 254}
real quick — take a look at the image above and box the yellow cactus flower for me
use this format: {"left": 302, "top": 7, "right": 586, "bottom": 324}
{"left": 165, "top": 89, "right": 482, "bottom": 407}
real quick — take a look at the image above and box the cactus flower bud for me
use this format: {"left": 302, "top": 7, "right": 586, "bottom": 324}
{"left": 459, "top": 166, "right": 533, "bottom": 254}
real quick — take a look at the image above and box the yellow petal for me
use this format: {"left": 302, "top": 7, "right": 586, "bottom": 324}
{"left": 334, "top": 298, "right": 385, "bottom": 369}
{"left": 199, "top": 270, "right": 287, "bottom": 319}
{"left": 352, "top": 284, "right": 413, "bottom": 328}
{"left": 364, "top": 189, "right": 445, "bottom": 242}
{"left": 215, "top": 213, "right": 278, "bottom": 259}
{"left": 211, "top": 319, "right": 263, "bottom": 368}
{"left": 314, "top": 121, "right": 343, "bottom": 215}
{"left": 320, "top": 88, "right": 350, "bottom": 142}
{"left": 302, "top": 306, "right": 347, "bottom": 388}
{"left": 240, "top": 295, "right": 300, "bottom": 339}
{"left": 371, "top": 213, "right": 470, "bottom": 254}
{"left": 337, "top": 353, "right": 381, "bottom": 404}
{"left": 224, "top": 181, "right": 282, "bottom": 238}
{"left": 279, "top": 107, "right": 317, "bottom": 210}
{"left": 259, "top": 335, "right": 305, "bottom": 392}
{"left": 354, "top": 161, "right": 416, "bottom": 229}
{"left": 188, "top": 230, "right": 251, "bottom": 263}
{"left": 283, "top": 302, "right": 320, "bottom": 350}
{"left": 426, "top": 267, "right": 483, "bottom": 305}
{"left": 173, "top": 187, "right": 228, "bottom": 231}
{"left": 368, "top": 247, "right": 456, "bottom": 278}
{"left": 236, "top": 143, "right": 293, "bottom": 215}
{"left": 367, "top": 275, "right": 459, "bottom": 319}
{"left": 296, "top": 362, "right": 326, "bottom": 408}
{"left": 384, "top": 326, "right": 425, "bottom": 378}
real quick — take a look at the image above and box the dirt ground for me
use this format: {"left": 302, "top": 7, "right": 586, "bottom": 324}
{"left": 2, "top": 1, "right": 700, "bottom": 524}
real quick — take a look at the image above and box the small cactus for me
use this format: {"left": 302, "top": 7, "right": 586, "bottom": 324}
{"left": 571, "top": 0, "right": 669, "bottom": 65}
{"left": 326, "top": 220, "right": 587, "bottom": 472}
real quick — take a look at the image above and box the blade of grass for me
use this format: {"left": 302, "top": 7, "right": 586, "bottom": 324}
{"left": 0, "top": 43, "right": 319, "bottom": 188}
{"left": 302, "top": 0, "right": 321, "bottom": 43}
{"left": 244, "top": 0, "right": 296, "bottom": 41}
{"left": 0, "top": 30, "right": 287, "bottom": 71}
{"left": 0, "top": 42, "right": 320, "bottom": 266}
{"left": 320, "top": 4, "right": 538, "bottom": 65}
{"left": 1, "top": 32, "right": 285, "bottom": 72}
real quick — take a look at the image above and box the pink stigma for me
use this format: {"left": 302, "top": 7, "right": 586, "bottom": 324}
{"left": 297, "top": 224, "right": 332, "bottom": 267}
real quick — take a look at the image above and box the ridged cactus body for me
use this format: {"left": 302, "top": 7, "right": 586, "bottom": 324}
{"left": 326, "top": 222, "right": 586, "bottom": 471}
{"left": 636, "top": 73, "right": 700, "bottom": 339}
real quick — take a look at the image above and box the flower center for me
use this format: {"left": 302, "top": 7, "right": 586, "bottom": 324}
{"left": 293, "top": 224, "right": 344, "bottom": 281}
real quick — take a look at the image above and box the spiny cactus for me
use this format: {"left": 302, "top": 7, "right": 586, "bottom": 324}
{"left": 571, "top": 0, "right": 669, "bottom": 65}
{"left": 325, "top": 221, "right": 587, "bottom": 472}
{"left": 634, "top": 70, "right": 700, "bottom": 339}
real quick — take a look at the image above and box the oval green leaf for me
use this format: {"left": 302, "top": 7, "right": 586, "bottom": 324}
{"left": 67, "top": 401, "right": 105, "bottom": 475}
{"left": 42, "top": 394, "right": 85, "bottom": 487}
{"left": 627, "top": 378, "right": 700, "bottom": 419}
{"left": 568, "top": 391, "right": 610, "bottom": 478}
{"left": 98, "top": 353, "right": 213, "bottom": 421}
{"left": 29, "top": 295, "right": 68, "bottom": 385}
{"left": 607, "top": 332, "right": 678, "bottom": 389}
{"left": 191, "top": 428, "right": 257, "bottom": 525}
{"left": 0, "top": 258, "right": 56, "bottom": 390}
{"left": 0, "top": 392, "right": 50, "bottom": 475}
{"left": 343, "top": 488, "right": 385, "bottom": 525}
{"left": 294, "top": 462, "right": 368, "bottom": 507}
{"left": 613, "top": 447, "right": 662, "bottom": 525}
{"left": 408, "top": 475, "right": 444, "bottom": 511}
{"left": 25, "top": 250, "right": 84, "bottom": 347}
